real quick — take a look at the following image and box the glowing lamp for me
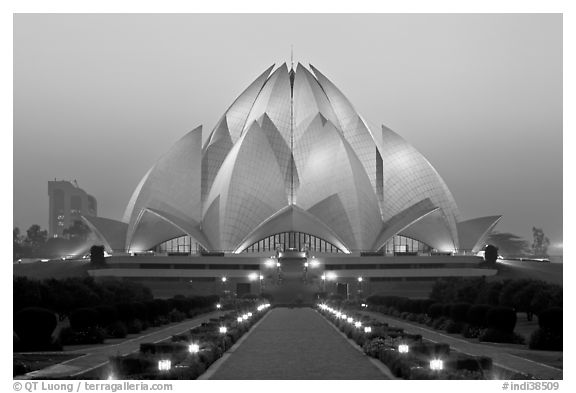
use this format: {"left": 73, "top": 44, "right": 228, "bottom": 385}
{"left": 430, "top": 359, "right": 443, "bottom": 371}
{"left": 189, "top": 343, "right": 200, "bottom": 354}
{"left": 219, "top": 326, "right": 227, "bottom": 334}
{"left": 158, "top": 359, "right": 171, "bottom": 371}
{"left": 398, "top": 344, "right": 409, "bottom": 354}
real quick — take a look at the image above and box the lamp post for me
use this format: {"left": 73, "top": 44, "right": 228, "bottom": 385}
{"left": 219, "top": 326, "right": 228, "bottom": 351}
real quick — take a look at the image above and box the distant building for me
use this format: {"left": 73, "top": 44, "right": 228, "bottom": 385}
{"left": 48, "top": 180, "right": 97, "bottom": 238}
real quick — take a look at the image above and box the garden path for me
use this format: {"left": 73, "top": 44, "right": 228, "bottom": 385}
{"left": 205, "top": 307, "right": 391, "bottom": 379}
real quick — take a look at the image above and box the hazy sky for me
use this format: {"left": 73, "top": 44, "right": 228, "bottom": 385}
{"left": 13, "top": 13, "right": 562, "bottom": 252}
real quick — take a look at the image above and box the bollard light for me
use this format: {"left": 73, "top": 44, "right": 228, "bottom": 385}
{"left": 219, "top": 326, "right": 227, "bottom": 334}
{"left": 216, "top": 303, "right": 221, "bottom": 309}
{"left": 237, "top": 317, "right": 243, "bottom": 323}
{"left": 221, "top": 277, "right": 227, "bottom": 282}
{"left": 357, "top": 277, "right": 363, "bottom": 282}
{"left": 304, "top": 262, "right": 309, "bottom": 268}
{"left": 189, "top": 343, "right": 200, "bottom": 354}
{"left": 247, "top": 312, "right": 253, "bottom": 317}
{"left": 158, "top": 359, "right": 172, "bottom": 371}
{"left": 354, "top": 321, "right": 362, "bottom": 328}
{"left": 398, "top": 344, "right": 409, "bottom": 354}
{"left": 276, "top": 262, "right": 281, "bottom": 267}
{"left": 430, "top": 359, "right": 443, "bottom": 371}
{"left": 243, "top": 314, "right": 249, "bottom": 320}
{"left": 347, "top": 317, "right": 353, "bottom": 323}
{"left": 364, "top": 326, "right": 372, "bottom": 334}
{"left": 336, "top": 312, "right": 342, "bottom": 318}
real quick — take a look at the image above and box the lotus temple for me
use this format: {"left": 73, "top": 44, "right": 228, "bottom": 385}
{"left": 82, "top": 62, "right": 501, "bottom": 300}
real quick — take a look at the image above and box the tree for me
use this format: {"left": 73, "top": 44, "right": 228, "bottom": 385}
{"left": 63, "top": 220, "right": 91, "bottom": 241}
{"left": 13, "top": 227, "right": 24, "bottom": 260}
{"left": 531, "top": 227, "right": 550, "bottom": 256}
{"left": 485, "top": 232, "right": 530, "bottom": 257}
{"left": 24, "top": 225, "right": 48, "bottom": 256}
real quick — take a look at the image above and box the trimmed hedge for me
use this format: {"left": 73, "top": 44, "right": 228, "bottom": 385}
{"left": 486, "top": 307, "right": 516, "bottom": 333}
{"left": 538, "top": 308, "right": 562, "bottom": 333}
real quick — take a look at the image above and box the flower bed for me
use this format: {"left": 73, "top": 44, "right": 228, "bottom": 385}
{"left": 318, "top": 304, "right": 492, "bottom": 380}
{"left": 108, "top": 303, "right": 271, "bottom": 380}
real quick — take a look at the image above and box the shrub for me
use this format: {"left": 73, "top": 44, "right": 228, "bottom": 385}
{"left": 428, "top": 303, "right": 444, "bottom": 319}
{"left": 59, "top": 326, "right": 106, "bottom": 345}
{"left": 127, "top": 319, "right": 143, "bottom": 334}
{"left": 94, "top": 305, "right": 119, "bottom": 327}
{"left": 445, "top": 320, "right": 465, "bottom": 334}
{"left": 467, "top": 304, "right": 491, "bottom": 327}
{"left": 14, "top": 307, "right": 58, "bottom": 350}
{"left": 116, "top": 303, "right": 136, "bottom": 323}
{"left": 462, "top": 324, "right": 482, "bottom": 338}
{"left": 479, "top": 328, "right": 525, "bottom": 344}
{"left": 529, "top": 328, "right": 562, "bottom": 351}
{"left": 168, "top": 309, "right": 186, "bottom": 323}
{"left": 450, "top": 303, "right": 471, "bottom": 323}
{"left": 106, "top": 321, "right": 128, "bottom": 338}
{"left": 538, "top": 308, "right": 562, "bottom": 333}
{"left": 69, "top": 308, "right": 99, "bottom": 331}
{"left": 486, "top": 307, "right": 516, "bottom": 333}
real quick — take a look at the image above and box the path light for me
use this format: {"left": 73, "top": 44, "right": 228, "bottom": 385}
{"left": 354, "top": 321, "right": 362, "bottom": 328}
{"left": 265, "top": 260, "right": 275, "bottom": 268}
{"left": 242, "top": 314, "right": 249, "bottom": 321}
{"left": 347, "top": 317, "right": 353, "bottom": 323}
{"left": 364, "top": 326, "right": 372, "bottom": 334}
{"left": 259, "top": 275, "right": 264, "bottom": 280}
{"left": 276, "top": 262, "right": 281, "bottom": 267}
{"left": 189, "top": 343, "right": 200, "bottom": 354}
{"left": 357, "top": 277, "right": 363, "bottom": 282}
{"left": 336, "top": 312, "right": 342, "bottom": 318}
{"left": 247, "top": 312, "right": 253, "bottom": 317}
{"left": 398, "top": 344, "right": 409, "bottom": 354}
{"left": 216, "top": 303, "right": 221, "bottom": 309}
{"left": 321, "top": 274, "right": 326, "bottom": 281}
{"left": 219, "top": 326, "right": 227, "bottom": 334}
{"left": 341, "top": 314, "right": 347, "bottom": 320}
{"left": 430, "top": 359, "right": 443, "bottom": 371}
{"left": 158, "top": 359, "right": 171, "bottom": 371}
{"left": 304, "top": 262, "right": 309, "bottom": 268}
{"left": 237, "top": 317, "right": 243, "bottom": 323}
{"left": 221, "top": 277, "right": 227, "bottom": 282}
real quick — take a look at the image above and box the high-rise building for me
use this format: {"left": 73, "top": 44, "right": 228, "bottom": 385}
{"left": 48, "top": 180, "right": 97, "bottom": 238}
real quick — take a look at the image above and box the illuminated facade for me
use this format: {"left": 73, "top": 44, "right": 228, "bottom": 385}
{"left": 84, "top": 63, "right": 500, "bottom": 256}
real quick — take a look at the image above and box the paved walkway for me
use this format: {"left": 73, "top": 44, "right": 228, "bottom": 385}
{"left": 16, "top": 311, "right": 224, "bottom": 379}
{"left": 360, "top": 311, "right": 563, "bottom": 380}
{"left": 207, "top": 308, "right": 390, "bottom": 379}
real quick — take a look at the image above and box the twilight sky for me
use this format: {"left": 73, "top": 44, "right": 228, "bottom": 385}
{"left": 13, "top": 13, "right": 563, "bottom": 253}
